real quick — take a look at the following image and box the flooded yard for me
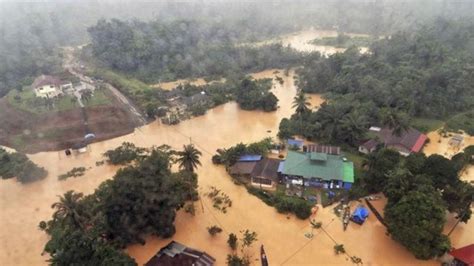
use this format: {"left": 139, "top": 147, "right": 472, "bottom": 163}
{"left": 3, "top": 66, "right": 471, "bottom": 266}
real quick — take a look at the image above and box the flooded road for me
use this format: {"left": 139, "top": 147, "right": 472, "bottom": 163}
{"left": 3, "top": 67, "right": 470, "bottom": 266}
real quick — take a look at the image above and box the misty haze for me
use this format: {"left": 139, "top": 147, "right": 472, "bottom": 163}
{"left": 0, "top": 1, "right": 473, "bottom": 265}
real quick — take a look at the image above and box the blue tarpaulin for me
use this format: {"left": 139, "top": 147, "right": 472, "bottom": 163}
{"left": 238, "top": 155, "right": 262, "bottom": 162}
{"left": 287, "top": 139, "right": 304, "bottom": 148}
{"left": 351, "top": 206, "right": 369, "bottom": 224}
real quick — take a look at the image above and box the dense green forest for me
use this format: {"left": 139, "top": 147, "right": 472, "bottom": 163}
{"left": 87, "top": 19, "right": 303, "bottom": 82}
{"left": 0, "top": 148, "right": 48, "bottom": 183}
{"left": 40, "top": 144, "right": 201, "bottom": 264}
{"left": 281, "top": 19, "right": 474, "bottom": 145}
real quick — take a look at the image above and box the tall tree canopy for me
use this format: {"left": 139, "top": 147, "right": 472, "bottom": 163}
{"left": 41, "top": 145, "right": 199, "bottom": 264}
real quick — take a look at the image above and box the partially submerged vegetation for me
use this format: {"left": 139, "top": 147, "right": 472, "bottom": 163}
{"left": 212, "top": 138, "right": 273, "bottom": 166}
{"left": 353, "top": 147, "right": 474, "bottom": 259}
{"left": 0, "top": 148, "right": 47, "bottom": 183}
{"left": 58, "top": 167, "right": 87, "bottom": 181}
{"left": 286, "top": 20, "right": 474, "bottom": 147}
{"left": 310, "top": 33, "right": 374, "bottom": 48}
{"left": 103, "top": 142, "right": 148, "bottom": 165}
{"left": 247, "top": 187, "right": 312, "bottom": 219}
{"left": 206, "top": 186, "right": 233, "bottom": 213}
{"left": 40, "top": 144, "right": 201, "bottom": 264}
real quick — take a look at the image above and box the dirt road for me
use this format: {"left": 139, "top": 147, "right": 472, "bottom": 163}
{"left": 62, "top": 47, "right": 147, "bottom": 125}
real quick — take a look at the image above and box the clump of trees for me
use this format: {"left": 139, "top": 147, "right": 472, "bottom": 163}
{"left": 356, "top": 148, "right": 474, "bottom": 259}
{"left": 247, "top": 187, "right": 312, "bottom": 219}
{"left": 40, "top": 144, "right": 201, "bottom": 264}
{"left": 206, "top": 186, "right": 233, "bottom": 213}
{"left": 0, "top": 148, "right": 47, "bottom": 183}
{"left": 207, "top": 225, "right": 223, "bottom": 236}
{"left": 235, "top": 78, "right": 278, "bottom": 112}
{"left": 103, "top": 142, "right": 148, "bottom": 165}
{"left": 213, "top": 138, "right": 273, "bottom": 166}
{"left": 58, "top": 167, "right": 87, "bottom": 181}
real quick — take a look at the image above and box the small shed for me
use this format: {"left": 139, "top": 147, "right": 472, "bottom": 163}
{"left": 449, "top": 135, "right": 464, "bottom": 148}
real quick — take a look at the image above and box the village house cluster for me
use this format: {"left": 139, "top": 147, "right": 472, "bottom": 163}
{"left": 229, "top": 143, "right": 355, "bottom": 193}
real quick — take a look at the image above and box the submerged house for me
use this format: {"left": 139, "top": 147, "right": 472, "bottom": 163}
{"left": 281, "top": 149, "right": 354, "bottom": 190}
{"left": 250, "top": 157, "right": 281, "bottom": 187}
{"left": 145, "top": 241, "right": 215, "bottom": 266}
{"left": 359, "top": 127, "right": 427, "bottom": 156}
{"left": 229, "top": 155, "right": 281, "bottom": 188}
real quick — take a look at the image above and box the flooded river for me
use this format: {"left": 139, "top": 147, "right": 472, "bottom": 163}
{"left": 2, "top": 68, "right": 471, "bottom": 266}
{"left": 154, "top": 29, "right": 369, "bottom": 90}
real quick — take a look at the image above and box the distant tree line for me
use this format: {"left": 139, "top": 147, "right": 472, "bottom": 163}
{"left": 40, "top": 144, "right": 202, "bottom": 264}
{"left": 87, "top": 19, "right": 303, "bottom": 83}
{"left": 0, "top": 148, "right": 47, "bottom": 183}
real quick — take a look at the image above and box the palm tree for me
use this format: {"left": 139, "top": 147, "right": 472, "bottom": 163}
{"left": 176, "top": 144, "right": 202, "bottom": 172}
{"left": 341, "top": 112, "right": 368, "bottom": 145}
{"left": 51, "top": 190, "right": 85, "bottom": 229}
{"left": 318, "top": 104, "right": 345, "bottom": 141}
{"left": 380, "top": 108, "right": 410, "bottom": 136}
{"left": 292, "top": 90, "right": 311, "bottom": 116}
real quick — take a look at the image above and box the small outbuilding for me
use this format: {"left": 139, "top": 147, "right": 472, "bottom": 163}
{"left": 449, "top": 135, "right": 464, "bottom": 148}
{"left": 145, "top": 241, "right": 215, "bottom": 266}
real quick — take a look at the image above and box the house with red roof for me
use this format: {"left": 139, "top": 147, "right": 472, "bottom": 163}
{"left": 359, "top": 127, "right": 427, "bottom": 156}
{"left": 449, "top": 244, "right": 474, "bottom": 266}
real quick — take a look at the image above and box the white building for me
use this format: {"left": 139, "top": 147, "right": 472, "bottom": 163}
{"left": 32, "top": 75, "right": 70, "bottom": 98}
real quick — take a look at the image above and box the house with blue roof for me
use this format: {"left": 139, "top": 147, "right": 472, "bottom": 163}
{"left": 281, "top": 150, "right": 354, "bottom": 190}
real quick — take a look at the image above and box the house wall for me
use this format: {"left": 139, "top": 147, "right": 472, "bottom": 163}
{"left": 251, "top": 176, "right": 273, "bottom": 186}
{"left": 34, "top": 85, "right": 61, "bottom": 98}
{"left": 358, "top": 146, "right": 369, "bottom": 154}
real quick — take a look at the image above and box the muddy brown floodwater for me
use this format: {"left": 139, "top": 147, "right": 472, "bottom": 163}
{"left": 3, "top": 67, "right": 472, "bottom": 266}
{"left": 249, "top": 28, "right": 369, "bottom": 54}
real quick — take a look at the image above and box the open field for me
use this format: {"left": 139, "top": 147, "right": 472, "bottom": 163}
{"left": 6, "top": 89, "right": 78, "bottom": 114}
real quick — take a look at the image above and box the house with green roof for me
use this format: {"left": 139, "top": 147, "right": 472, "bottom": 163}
{"left": 281, "top": 150, "right": 354, "bottom": 190}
